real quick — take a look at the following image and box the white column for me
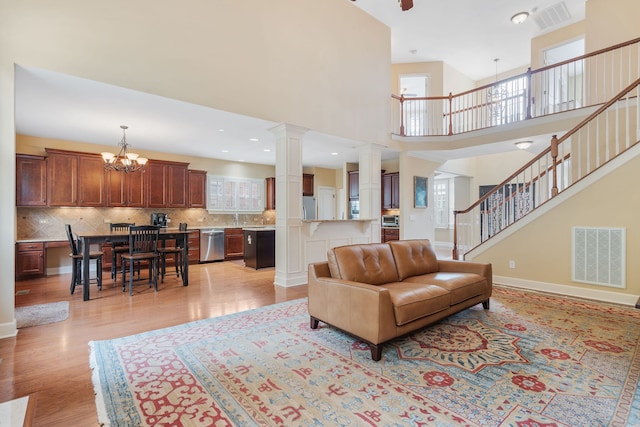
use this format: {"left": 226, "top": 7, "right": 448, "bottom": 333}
{"left": 358, "top": 144, "right": 382, "bottom": 242}
{"left": 271, "top": 123, "right": 309, "bottom": 287}
{"left": 0, "top": 60, "right": 17, "bottom": 338}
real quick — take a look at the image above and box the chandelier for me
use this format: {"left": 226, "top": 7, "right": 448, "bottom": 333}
{"left": 101, "top": 125, "right": 148, "bottom": 173}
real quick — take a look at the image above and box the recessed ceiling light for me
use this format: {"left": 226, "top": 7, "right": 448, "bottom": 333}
{"left": 239, "top": 159, "right": 245, "bottom": 162}
{"left": 249, "top": 138, "right": 259, "bottom": 142}
{"left": 263, "top": 148, "right": 271, "bottom": 152}
{"left": 219, "top": 129, "right": 225, "bottom": 132}
{"left": 221, "top": 149, "right": 229, "bottom": 153}
{"left": 511, "top": 11, "right": 529, "bottom": 24}
{"left": 331, "top": 152, "right": 338, "bottom": 156}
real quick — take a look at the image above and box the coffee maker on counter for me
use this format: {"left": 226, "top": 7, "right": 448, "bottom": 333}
{"left": 151, "top": 213, "right": 168, "bottom": 227}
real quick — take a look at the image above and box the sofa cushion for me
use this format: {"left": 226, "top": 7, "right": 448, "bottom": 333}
{"left": 403, "top": 272, "right": 486, "bottom": 305}
{"left": 328, "top": 244, "right": 399, "bottom": 285}
{"left": 388, "top": 239, "right": 439, "bottom": 281}
{"left": 384, "top": 282, "right": 450, "bottom": 326}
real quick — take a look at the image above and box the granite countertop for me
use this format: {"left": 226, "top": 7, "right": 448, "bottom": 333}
{"left": 16, "top": 224, "right": 277, "bottom": 243}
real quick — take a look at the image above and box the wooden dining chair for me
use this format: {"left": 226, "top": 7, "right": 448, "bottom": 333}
{"left": 65, "top": 224, "right": 103, "bottom": 295}
{"left": 120, "top": 225, "right": 160, "bottom": 295}
{"left": 157, "top": 222, "right": 187, "bottom": 282}
{"left": 109, "top": 222, "right": 134, "bottom": 283}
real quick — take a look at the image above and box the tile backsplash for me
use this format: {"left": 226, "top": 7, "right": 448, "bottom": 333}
{"left": 17, "top": 207, "right": 276, "bottom": 241}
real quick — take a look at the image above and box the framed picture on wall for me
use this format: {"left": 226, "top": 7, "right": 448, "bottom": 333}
{"left": 414, "top": 176, "right": 427, "bottom": 208}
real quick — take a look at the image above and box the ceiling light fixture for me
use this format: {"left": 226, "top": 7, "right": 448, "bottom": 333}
{"left": 515, "top": 141, "right": 532, "bottom": 150}
{"left": 511, "top": 11, "right": 529, "bottom": 24}
{"left": 101, "top": 125, "right": 148, "bottom": 173}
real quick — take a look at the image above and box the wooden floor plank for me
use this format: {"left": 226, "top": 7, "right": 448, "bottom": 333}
{"left": 1, "top": 261, "right": 308, "bottom": 426}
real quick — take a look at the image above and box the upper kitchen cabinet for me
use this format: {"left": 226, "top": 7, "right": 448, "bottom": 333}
{"left": 188, "top": 170, "right": 207, "bottom": 208}
{"left": 382, "top": 172, "right": 400, "bottom": 209}
{"left": 46, "top": 149, "right": 78, "bottom": 206}
{"left": 46, "top": 149, "right": 106, "bottom": 207}
{"left": 77, "top": 154, "right": 106, "bottom": 206}
{"left": 302, "top": 174, "right": 314, "bottom": 196}
{"left": 207, "top": 175, "right": 264, "bottom": 212}
{"left": 16, "top": 154, "right": 47, "bottom": 206}
{"left": 105, "top": 168, "right": 146, "bottom": 207}
{"left": 348, "top": 170, "right": 359, "bottom": 201}
{"left": 147, "top": 160, "right": 189, "bottom": 208}
{"left": 265, "top": 177, "right": 276, "bottom": 210}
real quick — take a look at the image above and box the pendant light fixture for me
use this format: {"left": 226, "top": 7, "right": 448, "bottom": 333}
{"left": 101, "top": 125, "right": 148, "bottom": 173}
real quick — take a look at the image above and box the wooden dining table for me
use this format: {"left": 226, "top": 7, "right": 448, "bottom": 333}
{"left": 75, "top": 229, "right": 190, "bottom": 301}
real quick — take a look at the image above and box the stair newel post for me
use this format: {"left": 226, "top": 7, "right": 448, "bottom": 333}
{"left": 452, "top": 210, "right": 459, "bottom": 260}
{"left": 448, "top": 92, "right": 453, "bottom": 135}
{"left": 525, "top": 67, "right": 533, "bottom": 120}
{"left": 550, "top": 135, "right": 559, "bottom": 197}
{"left": 399, "top": 94, "right": 406, "bottom": 136}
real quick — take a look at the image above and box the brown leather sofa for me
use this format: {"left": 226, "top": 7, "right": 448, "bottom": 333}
{"left": 308, "top": 239, "right": 492, "bottom": 361}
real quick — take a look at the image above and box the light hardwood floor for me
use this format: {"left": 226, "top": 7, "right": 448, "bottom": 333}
{"left": 0, "top": 261, "right": 308, "bottom": 426}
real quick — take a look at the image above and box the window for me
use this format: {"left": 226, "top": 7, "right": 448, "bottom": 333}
{"left": 434, "top": 179, "right": 449, "bottom": 228}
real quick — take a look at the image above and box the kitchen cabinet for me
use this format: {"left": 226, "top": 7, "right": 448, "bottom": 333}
{"left": 188, "top": 170, "right": 207, "bottom": 208}
{"left": 105, "top": 169, "right": 146, "bottom": 207}
{"left": 348, "top": 170, "right": 359, "bottom": 201}
{"left": 16, "top": 242, "right": 45, "bottom": 280}
{"left": 243, "top": 228, "right": 275, "bottom": 269}
{"left": 46, "top": 149, "right": 105, "bottom": 207}
{"left": 186, "top": 230, "right": 200, "bottom": 264}
{"left": 224, "top": 228, "right": 244, "bottom": 260}
{"left": 303, "top": 174, "right": 314, "bottom": 196}
{"left": 147, "top": 160, "right": 189, "bottom": 208}
{"left": 265, "top": 177, "right": 276, "bottom": 210}
{"left": 207, "top": 175, "right": 264, "bottom": 212}
{"left": 382, "top": 172, "right": 400, "bottom": 209}
{"left": 381, "top": 227, "right": 399, "bottom": 243}
{"left": 146, "top": 161, "right": 167, "bottom": 207}
{"left": 46, "top": 150, "right": 78, "bottom": 206}
{"left": 16, "top": 154, "right": 47, "bottom": 206}
{"left": 77, "top": 154, "right": 106, "bottom": 206}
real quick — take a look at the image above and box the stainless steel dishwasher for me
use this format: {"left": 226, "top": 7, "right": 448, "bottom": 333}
{"left": 200, "top": 228, "right": 225, "bottom": 262}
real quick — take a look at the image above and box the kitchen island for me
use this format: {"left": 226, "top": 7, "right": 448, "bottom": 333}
{"left": 243, "top": 227, "right": 275, "bottom": 269}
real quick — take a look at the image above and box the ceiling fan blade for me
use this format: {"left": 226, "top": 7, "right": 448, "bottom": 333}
{"left": 400, "top": 0, "right": 413, "bottom": 11}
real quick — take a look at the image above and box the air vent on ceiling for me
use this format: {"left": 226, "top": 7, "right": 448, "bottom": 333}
{"left": 534, "top": 2, "right": 571, "bottom": 30}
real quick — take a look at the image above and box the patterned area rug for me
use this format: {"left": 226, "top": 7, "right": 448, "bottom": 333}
{"left": 90, "top": 288, "right": 640, "bottom": 426}
{"left": 15, "top": 301, "right": 69, "bottom": 328}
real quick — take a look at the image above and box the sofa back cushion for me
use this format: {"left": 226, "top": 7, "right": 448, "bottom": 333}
{"left": 327, "top": 243, "right": 399, "bottom": 285}
{"left": 388, "top": 239, "right": 439, "bottom": 280}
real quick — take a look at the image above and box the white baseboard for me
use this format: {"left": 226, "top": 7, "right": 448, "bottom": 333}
{"left": 494, "top": 275, "right": 639, "bottom": 307}
{"left": 0, "top": 320, "right": 18, "bottom": 339}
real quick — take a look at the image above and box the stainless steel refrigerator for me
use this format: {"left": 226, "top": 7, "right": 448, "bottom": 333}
{"left": 302, "top": 196, "right": 316, "bottom": 220}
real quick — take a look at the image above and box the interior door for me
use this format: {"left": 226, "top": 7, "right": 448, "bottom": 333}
{"left": 317, "top": 186, "right": 336, "bottom": 220}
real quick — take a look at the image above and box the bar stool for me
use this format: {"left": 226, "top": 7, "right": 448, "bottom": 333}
{"left": 157, "top": 223, "right": 187, "bottom": 282}
{"left": 65, "top": 224, "right": 103, "bottom": 294}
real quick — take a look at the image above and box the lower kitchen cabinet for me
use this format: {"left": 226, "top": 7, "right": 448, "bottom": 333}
{"left": 381, "top": 227, "right": 399, "bottom": 243}
{"left": 243, "top": 229, "right": 275, "bottom": 269}
{"left": 187, "top": 230, "right": 200, "bottom": 264}
{"left": 224, "top": 228, "right": 244, "bottom": 260}
{"left": 16, "top": 242, "right": 45, "bottom": 280}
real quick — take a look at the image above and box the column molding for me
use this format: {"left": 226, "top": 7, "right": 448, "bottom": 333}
{"left": 270, "top": 123, "right": 309, "bottom": 287}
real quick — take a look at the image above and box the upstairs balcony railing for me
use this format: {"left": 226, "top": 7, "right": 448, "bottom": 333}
{"left": 392, "top": 37, "right": 640, "bottom": 137}
{"left": 452, "top": 77, "right": 640, "bottom": 259}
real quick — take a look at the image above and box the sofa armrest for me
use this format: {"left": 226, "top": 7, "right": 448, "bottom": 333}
{"left": 438, "top": 259, "right": 493, "bottom": 290}
{"left": 308, "top": 263, "right": 397, "bottom": 344}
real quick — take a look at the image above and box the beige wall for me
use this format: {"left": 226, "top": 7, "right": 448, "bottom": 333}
{"left": 585, "top": 0, "right": 640, "bottom": 51}
{"left": 530, "top": 21, "right": 586, "bottom": 69}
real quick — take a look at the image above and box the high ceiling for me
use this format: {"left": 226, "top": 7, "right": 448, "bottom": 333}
{"left": 15, "top": 1, "right": 586, "bottom": 169}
